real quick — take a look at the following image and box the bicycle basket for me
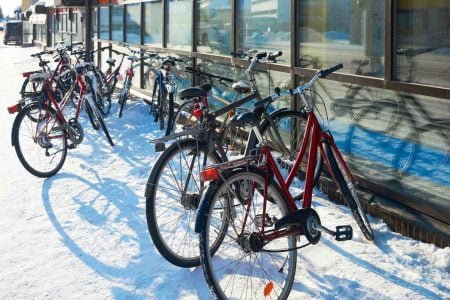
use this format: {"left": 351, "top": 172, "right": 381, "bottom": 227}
{"left": 14, "top": 58, "right": 42, "bottom": 75}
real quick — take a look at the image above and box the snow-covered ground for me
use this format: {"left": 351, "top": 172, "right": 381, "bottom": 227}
{"left": 0, "top": 44, "right": 449, "bottom": 299}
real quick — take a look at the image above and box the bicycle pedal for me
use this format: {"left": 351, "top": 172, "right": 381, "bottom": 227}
{"left": 335, "top": 225, "right": 353, "bottom": 241}
{"left": 155, "top": 142, "right": 165, "bottom": 152}
{"left": 67, "top": 143, "right": 77, "bottom": 150}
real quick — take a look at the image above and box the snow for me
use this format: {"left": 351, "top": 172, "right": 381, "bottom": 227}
{"left": 0, "top": 44, "right": 449, "bottom": 299}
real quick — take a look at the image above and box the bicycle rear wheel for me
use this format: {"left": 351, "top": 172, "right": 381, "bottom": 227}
{"left": 95, "top": 106, "right": 114, "bottom": 147}
{"left": 324, "top": 143, "right": 374, "bottom": 241}
{"left": 12, "top": 103, "right": 67, "bottom": 177}
{"left": 145, "top": 139, "right": 223, "bottom": 267}
{"left": 164, "top": 93, "right": 175, "bottom": 136}
{"left": 167, "top": 99, "right": 199, "bottom": 136}
{"left": 118, "top": 77, "right": 130, "bottom": 118}
{"left": 198, "top": 167, "right": 297, "bottom": 300}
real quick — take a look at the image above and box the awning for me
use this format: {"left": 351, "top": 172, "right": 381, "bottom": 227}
{"left": 29, "top": 14, "right": 47, "bottom": 24}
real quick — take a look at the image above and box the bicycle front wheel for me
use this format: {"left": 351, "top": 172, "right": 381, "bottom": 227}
{"left": 167, "top": 99, "right": 199, "bottom": 136}
{"left": 12, "top": 103, "right": 68, "bottom": 177}
{"left": 94, "top": 105, "right": 114, "bottom": 147}
{"left": 145, "top": 139, "right": 222, "bottom": 267}
{"left": 324, "top": 143, "right": 374, "bottom": 241}
{"left": 199, "top": 167, "right": 297, "bottom": 300}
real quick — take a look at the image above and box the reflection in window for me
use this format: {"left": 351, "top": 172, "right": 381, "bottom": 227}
{"left": 144, "top": 0, "right": 163, "bottom": 46}
{"left": 167, "top": 0, "right": 192, "bottom": 50}
{"left": 99, "top": 7, "right": 109, "bottom": 40}
{"left": 126, "top": 4, "right": 141, "bottom": 44}
{"left": 111, "top": 5, "right": 123, "bottom": 42}
{"left": 314, "top": 78, "right": 449, "bottom": 217}
{"left": 298, "top": 0, "right": 384, "bottom": 77}
{"left": 196, "top": 0, "right": 231, "bottom": 55}
{"left": 237, "top": 0, "right": 291, "bottom": 64}
{"left": 396, "top": 1, "right": 450, "bottom": 88}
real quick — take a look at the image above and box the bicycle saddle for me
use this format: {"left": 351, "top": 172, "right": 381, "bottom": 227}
{"left": 232, "top": 81, "right": 251, "bottom": 94}
{"left": 106, "top": 57, "right": 116, "bottom": 66}
{"left": 179, "top": 87, "right": 207, "bottom": 99}
{"left": 228, "top": 111, "right": 260, "bottom": 128}
{"left": 29, "top": 72, "right": 51, "bottom": 82}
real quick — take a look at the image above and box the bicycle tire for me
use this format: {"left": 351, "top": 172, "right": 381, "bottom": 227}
{"left": 258, "top": 109, "right": 323, "bottom": 201}
{"left": 323, "top": 142, "right": 374, "bottom": 241}
{"left": 97, "top": 70, "right": 112, "bottom": 116}
{"left": 151, "top": 76, "right": 159, "bottom": 121}
{"left": 118, "top": 77, "right": 130, "bottom": 118}
{"left": 167, "top": 99, "right": 197, "bottom": 136}
{"left": 158, "top": 87, "right": 167, "bottom": 131}
{"left": 164, "top": 93, "right": 175, "bottom": 136}
{"left": 198, "top": 166, "right": 297, "bottom": 300}
{"left": 85, "top": 95, "right": 100, "bottom": 130}
{"left": 12, "top": 103, "right": 68, "bottom": 177}
{"left": 95, "top": 107, "right": 114, "bottom": 146}
{"left": 145, "top": 139, "right": 223, "bottom": 267}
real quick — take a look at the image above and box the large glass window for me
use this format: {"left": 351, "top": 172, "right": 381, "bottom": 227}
{"left": 111, "top": 5, "right": 124, "bottom": 42}
{"left": 196, "top": 0, "right": 232, "bottom": 55}
{"left": 298, "top": 0, "right": 385, "bottom": 77}
{"left": 309, "top": 77, "right": 449, "bottom": 221}
{"left": 396, "top": 1, "right": 450, "bottom": 88}
{"left": 126, "top": 4, "right": 141, "bottom": 44}
{"left": 99, "top": 7, "right": 110, "bottom": 40}
{"left": 167, "top": 0, "right": 192, "bottom": 50}
{"left": 144, "top": 0, "right": 163, "bottom": 46}
{"left": 237, "top": 0, "right": 291, "bottom": 65}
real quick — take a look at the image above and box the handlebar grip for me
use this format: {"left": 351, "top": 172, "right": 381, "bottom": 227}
{"left": 267, "top": 51, "right": 282, "bottom": 61}
{"left": 256, "top": 52, "right": 268, "bottom": 60}
{"left": 319, "top": 63, "right": 343, "bottom": 78}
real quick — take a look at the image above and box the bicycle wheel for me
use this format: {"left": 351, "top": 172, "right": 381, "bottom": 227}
{"left": 118, "top": 77, "right": 130, "bottom": 118}
{"left": 323, "top": 142, "right": 374, "bottom": 241}
{"left": 95, "top": 107, "right": 114, "bottom": 147}
{"left": 12, "top": 103, "right": 68, "bottom": 177}
{"left": 145, "top": 139, "right": 223, "bottom": 268}
{"left": 167, "top": 99, "right": 198, "bottom": 136}
{"left": 158, "top": 88, "right": 167, "bottom": 131}
{"left": 85, "top": 95, "right": 100, "bottom": 130}
{"left": 20, "top": 75, "right": 44, "bottom": 99}
{"left": 163, "top": 93, "right": 175, "bottom": 136}
{"left": 199, "top": 167, "right": 297, "bottom": 300}
{"left": 97, "top": 70, "right": 112, "bottom": 116}
{"left": 259, "top": 110, "right": 323, "bottom": 201}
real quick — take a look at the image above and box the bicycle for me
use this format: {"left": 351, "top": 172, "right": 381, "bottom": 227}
{"left": 148, "top": 54, "right": 184, "bottom": 131}
{"left": 144, "top": 51, "right": 322, "bottom": 268}
{"left": 195, "top": 63, "right": 374, "bottom": 300}
{"left": 7, "top": 62, "right": 114, "bottom": 178}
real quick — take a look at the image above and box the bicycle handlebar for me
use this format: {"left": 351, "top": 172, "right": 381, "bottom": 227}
{"left": 253, "top": 63, "right": 343, "bottom": 107}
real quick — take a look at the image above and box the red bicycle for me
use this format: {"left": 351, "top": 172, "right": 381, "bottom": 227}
{"left": 7, "top": 62, "right": 114, "bottom": 178}
{"left": 195, "top": 64, "right": 374, "bottom": 299}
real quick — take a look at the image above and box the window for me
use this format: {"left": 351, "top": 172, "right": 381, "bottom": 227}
{"left": 395, "top": 1, "right": 450, "bottom": 87}
{"left": 144, "top": 0, "right": 163, "bottom": 46}
{"left": 99, "top": 7, "right": 110, "bottom": 40}
{"left": 315, "top": 78, "right": 450, "bottom": 222}
{"left": 126, "top": 4, "right": 141, "bottom": 44}
{"left": 196, "top": 0, "right": 231, "bottom": 55}
{"left": 111, "top": 5, "right": 124, "bottom": 42}
{"left": 167, "top": 0, "right": 192, "bottom": 50}
{"left": 237, "top": 0, "right": 291, "bottom": 64}
{"left": 92, "top": 9, "right": 98, "bottom": 39}
{"left": 298, "top": 0, "right": 385, "bottom": 77}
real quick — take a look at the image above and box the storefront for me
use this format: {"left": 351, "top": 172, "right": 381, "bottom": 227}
{"left": 89, "top": 0, "right": 449, "bottom": 245}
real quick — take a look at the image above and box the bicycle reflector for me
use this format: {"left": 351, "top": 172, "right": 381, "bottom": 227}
{"left": 7, "top": 104, "right": 19, "bottom": 114}
{"left": 264, "top": 281, "right": 274, "bottom": 297}
{"left": 200, "top": 167, "right": 219, "bottom": 182}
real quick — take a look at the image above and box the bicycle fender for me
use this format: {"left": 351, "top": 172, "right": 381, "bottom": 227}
{"left": 194, "top": 181, "right": 218, "bottom": 234}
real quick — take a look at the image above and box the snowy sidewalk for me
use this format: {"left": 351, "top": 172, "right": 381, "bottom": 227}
{"left": 0, "top": 45, "right": 448, "bottom": 299}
